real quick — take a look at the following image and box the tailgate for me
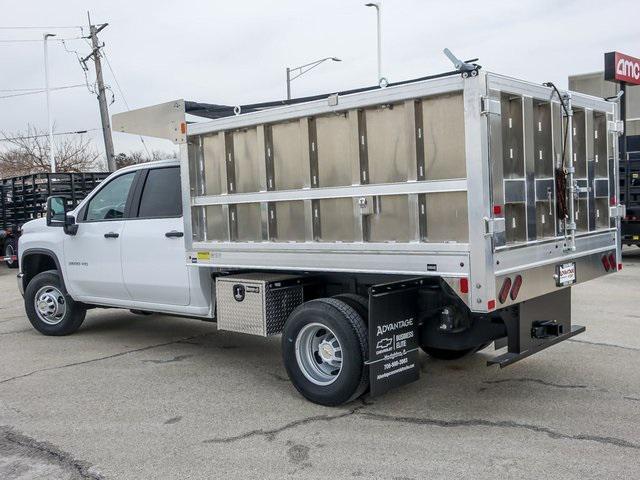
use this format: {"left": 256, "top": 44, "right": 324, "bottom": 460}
{"left": 486, "top": 75, "right": 621, "bottom": 307}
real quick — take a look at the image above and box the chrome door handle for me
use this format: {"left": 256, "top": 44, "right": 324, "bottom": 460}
{"left": 165, "top": 231, "right": 184, "bottom": 238}
{"left": 104, "top": 232, "right": 119, "bottom": 238}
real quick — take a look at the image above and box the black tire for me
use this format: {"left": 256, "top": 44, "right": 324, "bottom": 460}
{"left": 24, "top": 270, "right": 86, "bottom": 336}
{"left": 282, "top": 298, "right": 369, "bottom": 406}
{"left": 331, "top": 293, "right": 368, "bottom": 321}
{"left": 4, "top": 238, "right": 18, "bottom": 269}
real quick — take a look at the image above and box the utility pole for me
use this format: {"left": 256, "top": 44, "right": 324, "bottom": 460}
{"left": 85, "top": 12, "right": 115, "bottom": 171}
{"left": 43, "top": 33, "right": 57, "bottom": 173}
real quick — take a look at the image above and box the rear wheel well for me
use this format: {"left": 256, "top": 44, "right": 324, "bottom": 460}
{"left": 22, "top": 253, "right": 59, "bottom": 291}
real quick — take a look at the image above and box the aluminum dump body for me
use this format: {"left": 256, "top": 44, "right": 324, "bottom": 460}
{"left": 113, "top": 71, "right": 622, "bottom": 313}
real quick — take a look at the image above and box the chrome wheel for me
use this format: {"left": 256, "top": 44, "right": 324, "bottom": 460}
{"left": 34, "top": 285, "right": 66, "bottom": 325}
{"left": 4, "top": 243, "right": 15, "bottom": 266}
{"left": 295, "top": 322, "right": 343, "bottom": 386}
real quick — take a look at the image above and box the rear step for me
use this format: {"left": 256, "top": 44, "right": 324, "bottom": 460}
{"left": 487, "top": 288, "right": 585, "bottom": 368}
{"left": 488, "top": 324, "right": 585, "bottom": 368}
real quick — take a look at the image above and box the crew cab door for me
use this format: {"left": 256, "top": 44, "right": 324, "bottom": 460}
{"left": 63, "top": 171, "right": 138, "bottom": 301}
{"left": 121, "top": 166, "right": 190, "bottom": 306}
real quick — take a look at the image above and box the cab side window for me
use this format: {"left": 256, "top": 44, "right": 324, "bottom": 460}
{"left": 85, "top": 172, "right": 136, "bottom": 221}
{"left": 137, "top": 167, "right": 182, "bottom": 218}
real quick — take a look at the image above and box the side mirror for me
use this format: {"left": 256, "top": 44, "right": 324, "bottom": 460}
{"left": 46, "top": 196, "right": 78, "bottom": 235}
{"left": 46, "top": 196, "right": 67, "bottom": 227}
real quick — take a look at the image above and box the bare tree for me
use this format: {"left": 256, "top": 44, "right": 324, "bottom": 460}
{"left": 0, "top": 125, "right": 102, "bottom": 177}
{"left": 115, "top": 149, "right": 178, "bottom": 170}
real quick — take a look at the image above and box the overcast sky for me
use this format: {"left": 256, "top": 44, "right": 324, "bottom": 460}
{"left": 1, "top": 0, "right": 638, "bottom": 165}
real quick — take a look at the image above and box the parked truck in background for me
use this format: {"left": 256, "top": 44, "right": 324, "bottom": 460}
{"left": 16, "top": 69, "right": 625, "bottom": 406}
{"left": 1, "top": 172, "right": 108, "bottom": 268}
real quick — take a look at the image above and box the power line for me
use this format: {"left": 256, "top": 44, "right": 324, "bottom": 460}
{"left": 0, "top": 26, "right": 83, "bottom": 30}
{"left": 0, "top": 87, "right": 46, "bottom": 92}
{"left": 0, "top": 84, "right": 86, "bottom": 99}
{"left": 102, "top": 48, "right": 151, "bottom": 156}
{"left": 0, "top": 36, "right": 84, "bottom": 44}
{"left": 60, "top": 38, "right": 96, "bottom": 95}
{"left": 0, "top": 128, "right": 101, "bottom": 142}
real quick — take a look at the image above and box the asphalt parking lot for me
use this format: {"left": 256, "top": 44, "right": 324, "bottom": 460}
{"left": 1, "top": 250, "right": 639, "bottom": 480}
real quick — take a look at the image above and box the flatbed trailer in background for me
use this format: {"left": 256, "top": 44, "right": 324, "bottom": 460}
{"left": 1, "top": 172, "right": 109, "bottom": 267}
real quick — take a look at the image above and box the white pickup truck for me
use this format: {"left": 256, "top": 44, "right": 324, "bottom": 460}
{"left": 17, "top": 70, "right": 623, "bottom": 406}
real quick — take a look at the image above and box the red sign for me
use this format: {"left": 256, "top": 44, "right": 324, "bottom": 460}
{"left": 605, "top": 51, "right": 640, "bottom": 85}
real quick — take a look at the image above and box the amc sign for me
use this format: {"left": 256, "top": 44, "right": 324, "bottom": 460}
{"left": 605, "top": 51, "right": 640, "bottom": 85}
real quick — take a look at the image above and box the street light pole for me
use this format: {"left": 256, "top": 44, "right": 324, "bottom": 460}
{"left": 365, "top": 2, "right": 383, "bottom": 85}
{"left": 285, "top": 57, "right": 342, "bottom": 100}
{"left": 43, "top": 33, "right": 57, "bottom": 173}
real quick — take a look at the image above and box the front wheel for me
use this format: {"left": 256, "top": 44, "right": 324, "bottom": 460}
{"left": 282, "top": 298, "right": 369, "bottom": 406}
{"left": 24, "top": 270, "right": 86, "bottom": 336}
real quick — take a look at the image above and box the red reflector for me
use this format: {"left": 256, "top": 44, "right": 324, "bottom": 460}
{"left": 610, "top": 196, "right": 617, "bottom": 206}
{"left": 498, "top": 277, "right": 512, "bottom": 304}
{"left": 493, "top": 205, "right": 503, "bottom": 215}
{"left": 488, "top": 300, "right": 496, "bottom": 310}
{"left": 510, "top": 275, "right": 523, "bottom": 301}
{"left": 609, "top": 253, "right": 616, "bottom": 271}
{"left": 618, "top": 263, "right": 623, "bottom": 270}
{"left": 459, "top": 278, "right": 469, "bottom": 294}
{"left": 601, "top": 255, "right": 610, "bottom": 271}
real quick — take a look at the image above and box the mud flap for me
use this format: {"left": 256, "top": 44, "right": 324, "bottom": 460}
{"left": 488, "top": 288, "right": 585, "bottom": 367}
{"left": 366, "top": 278, "right": 423, "bottom": 397}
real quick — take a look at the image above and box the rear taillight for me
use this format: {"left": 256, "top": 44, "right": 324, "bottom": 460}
{"left": 510, "top": 275, "right": 523, "bottom": 300}
{"left": 498, "top": 277, "right": 512, "bottom": 304}
{"left": 602, "top": 255, "right": 611, "bottom": 271}
{"left": 459, "top": 277, "right": 469, "bottom": 294}
{"left": 609, "top": 253, "right": 617, "bottom": 271}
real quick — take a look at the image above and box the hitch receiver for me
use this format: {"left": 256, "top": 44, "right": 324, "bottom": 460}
{"left": 531, "top": 320, "right": 564, "bottom": 339}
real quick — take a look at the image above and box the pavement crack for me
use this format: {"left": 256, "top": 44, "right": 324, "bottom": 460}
{"left": 0, "top": 332, "right": 212, "bottom": 386}
{"left": 143, "top": 354, "right": 193, "bottom": 364}
{"left": 203, "top": 402, "right": 639, "bottom": 451}
{"left": 624, "top": 396, "right": 640, "bottom": 403}
{"left": 568, "top": 338, "right": 640, "bottom": 353}
{"left": 1, "top": 425, "right": 103, "bottom": 479}
{"left": 357, "top": 412, "right": 640, "bottom": 450}
{"left": 203, "top": 405, "right": 364, "bottom": 444}
{"left": 483, "top": 378, "right": 588, "bottom": 389}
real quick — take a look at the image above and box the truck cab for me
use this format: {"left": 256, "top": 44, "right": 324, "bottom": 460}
{"left": 18, "top": 160, "right": 213, "bottom": 327}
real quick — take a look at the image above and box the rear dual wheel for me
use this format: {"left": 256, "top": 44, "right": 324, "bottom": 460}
{"left": 282, "top": 297, "right": 369, "bottom": 406}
